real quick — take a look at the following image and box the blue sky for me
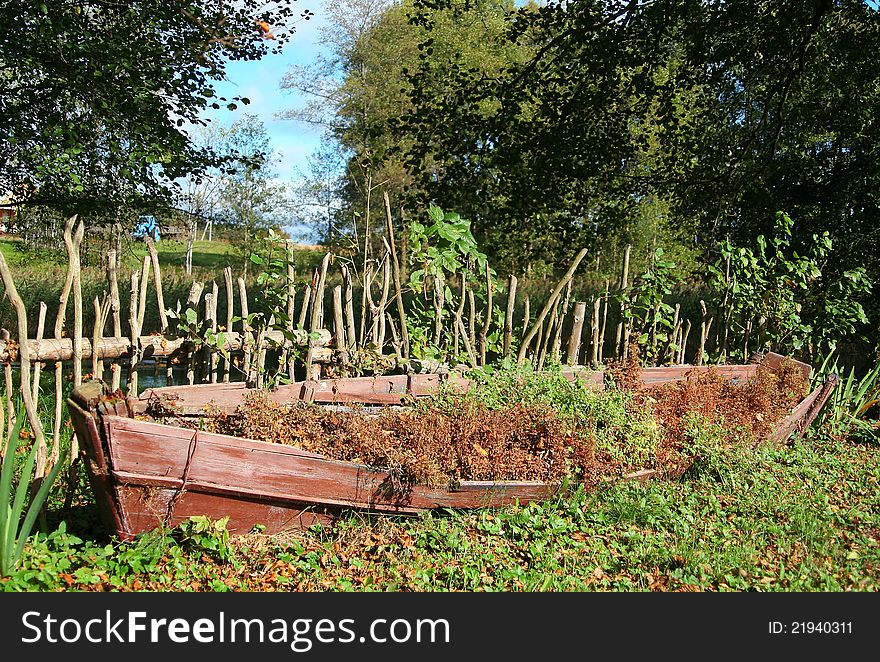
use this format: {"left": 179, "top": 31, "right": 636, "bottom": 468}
{"left": 201, "top": 1, "right": 332, "bottom": 182}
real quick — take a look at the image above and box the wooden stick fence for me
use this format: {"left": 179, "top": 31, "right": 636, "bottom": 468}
{"left": 0, "top": 207, "right": 748, "bottom": 498}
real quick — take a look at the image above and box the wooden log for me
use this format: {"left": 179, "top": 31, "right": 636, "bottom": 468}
{"left": 467, "top": 284, "right": 476, "bottom": 350}
{"left": 255, "top": 315, "right": 271, "bottom": 389}
{"left": 315, "top": 257, "right": 329, "bottom": 331}
{"left": 521, "top": 295, "right": 530, "bottom": 347}
{"left": 503, "top": 275, "right": 518, "bottom": 359}
{"left": 0, "top": 251, "right": 47, "bottom": 476}
{"left": 679, "top": 319, "right": 692, "bottom": 365}
{"left": 697, "top": 300, "right": 713, "bottom": 366}
{"left": 136, "top": 255, "right": 151, "bottom": 347}
{"left": 52, "top": 224, "right": 79, "bottom": 463}
{"left": 537, "top": 291, "right": 561, "bottom": 369}
{"left": 453, "top": 271, "right": 467, "bottom": 358}
{"left": 360, "top": 262, "right": 373, "bottom": 348}
{"left": 133, "top": 254, "right": 151, "bottom": 391}
{"left": 0, "top": 327, "right": 331, "bottom": 363}
{"left": 341, "top": 265, "right": 356, "bottom": 351}
{"left": 284, "top": 246, "right": 297, "bottom": 379}
{"left": 2, "top": 329, "right": 14, "bottom": 438}
{"left": 333, "top": 285, "right": 346, "bottom": 349}
{"left": 598, "top": 279, "right": 609, "bottom": 364}
{"left": 479, "top": 261, "right": 493, "bottom": 365}
{"left": 129, "top": 271, "right": 140, "bottom": 397}
{"left": 517, "top": 248, "right": 589, "bottom": 365}
{"left": 432, "top": 273, "right": 445, "bottom": 348}
{"left": 208, "top": 281, "right": 219, "bottom": 384}
{"left": 383, "top": 191, "right": 409, "bottom": 358}
{"left": 72, "top": 231, "right": 85, "bottom": 390}
{"left": 719, "top": 253, "right": 731, "bottom": 362}
{"left": 590, "top": 297, "right": 601, "bottom": 368}
{"left": 223, "top": 267, "right": 234, "bottom": 383}
{"left": 297, "top": 284, "right": 312, "bottom": 330}
{"left": 144, "top": 235, "right": 168, "bottom": 333}
{"left": 566, "top": 301, "right": 588, "bottom": 366}
{"left": 455, "top": 315, "right": 478, "bottom": 369}
{"left": 32, "top": 302, "right": 47, "bottom": 404}
{"left": 237, "top": 277, "right": 251, "bottom": 385}
{"left": 614, "top": 244, "right": 631, "bottom": 358}
{"left": 91, "top": 295, "right": 111, "bottom": 381}
{"left": 550, "top": 279, "right": 572, "bottom": 363}
{"left": 377, "top": 257, "right": 391, "bottom": 352}
{"left": 185, "top": 281, "right": 205, "bottom": 385}
{"left": 386, "top": 310, "right": 402, "bottom": 358}
{"left": 306, "top": 253, "right": 331, "bottom": 374}
{"left": 54, "top": 216, "right": 82, "bottom": 339}
{"left": 107, "top": 249, "right": 122, "bottom": 339}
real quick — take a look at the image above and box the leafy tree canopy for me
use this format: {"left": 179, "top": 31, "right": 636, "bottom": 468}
{"left": 0, "top": 0, "right": 312, "bottom": 214}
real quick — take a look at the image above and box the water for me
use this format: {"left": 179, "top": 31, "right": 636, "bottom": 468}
{"left": 14, "top": 358, "right": 246, "bottom": 402}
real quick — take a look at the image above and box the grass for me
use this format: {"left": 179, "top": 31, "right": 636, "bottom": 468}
{"left": 0, "top": 405, "right": 877, "bottom": 591}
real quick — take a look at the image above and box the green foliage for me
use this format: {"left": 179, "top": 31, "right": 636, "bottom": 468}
{"left": 679, "top": 413, "right": 746, "bottom": 486}
{"left": 709, "top": 212, "right": 872, "bottom": 360}
{"left": 406, "top": 205, "right": 500, "bottom": 361}
{"left": 618, "top": 247, "right": 680, "bottom": 364}
{"left": 176, "top": 516, "right": 232, "bottom": 563}
{"left": 244, "top": 229, "right": 317, "bottom": 387}
{"left": 0, "top": 407, "right": 65, "bottom": 577}
{"left": 302, "top": 0, "right": 880, "bottom": 338}
{"left": 812, "top": 353, "right": 880, "bottom": 442}
{"left": 166, "top": 305, "right": 229, "bottom": 361}
{"left": 0, "top": 1, "right": 307, "bottom": 213}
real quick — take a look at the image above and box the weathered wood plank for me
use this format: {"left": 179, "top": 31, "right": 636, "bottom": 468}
{"left": 103, "top": 416, "right": 569, "bottom": 512}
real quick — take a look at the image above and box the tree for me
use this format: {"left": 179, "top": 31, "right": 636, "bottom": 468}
{"left": 290, "top": 138, "right": 347, "bottom": 245}
{"left": 215, "top": 115, "right": 292, "bottom": 271}
{"left": 0, "top": 0, "right": 312, "bottom": 215}
{"left": 280, "top": 0, "right": 529, "bottom": 260}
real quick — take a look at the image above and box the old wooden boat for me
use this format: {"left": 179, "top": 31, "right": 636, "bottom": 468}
{"left": 67, "top": 353, "right": 838, "bottom": 540}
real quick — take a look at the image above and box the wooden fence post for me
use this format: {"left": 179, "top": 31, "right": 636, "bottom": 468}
{"left": 697, "top": 300, "right": 713, "bottom": 366}
{"left": 517, "top": 248, "right": 589, "bottom": 365}
{"left": 566, "top": 301, "right": 588, "bottom": 366}
{"left": 0, "top": 252, "right": 48, "bottom": 477}
{"left": 306, "top": 253, "right": 330, "bottom": 377}
{"left": 187, "top": 281, "right": 205, "bottom": 386}
{"left": 383, "top": 192, "right": 409, "bottom": 358}
{"left": 614, "top": 244, "right": 631, "bottom": 358}
{"left": 224, "top": 267, "right": 234, "bottom": 383}
{"left": 32, "top": 302, "right": 47, "bottom": 403}
{"left": 333, "top": 285, "right": 346, "bottom": 350}
{"left": 129, "top": 271, "right": 140, "bottom": 396}
{"left": 590, "top": 297, "right": 601, "bottom": 368}
{"left": 341, "top": 264, "right": 356, "bottom": 352}
{"left": 479, "top": 262, "right": 493, "bottom": 365}
{"left": 503, "top": 275, "right": 518, "bottom": 359}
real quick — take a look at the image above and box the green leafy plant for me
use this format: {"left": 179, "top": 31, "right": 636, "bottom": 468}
{"left": 166, "top": 304, "right": 229, "bottom": 361}
{"left": 618, "top": 247, "right": 680, "bottom": 364}
{"left": 176, "top": 515, "right": 232, "bottom": 563}
{"left": 0, "top": 407, "right": 66, "bottom": 577}
{"left": 407, "top": 204, "right": 500, "bottom": 362}
{"left": 709, "top": 212, "right": 872, "bottom": 361}
{"left": 812, "top": 353, "right": 880, "bottom": 441}
{"left": 242, "top": 229, "right": 310, "bottom": 388}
